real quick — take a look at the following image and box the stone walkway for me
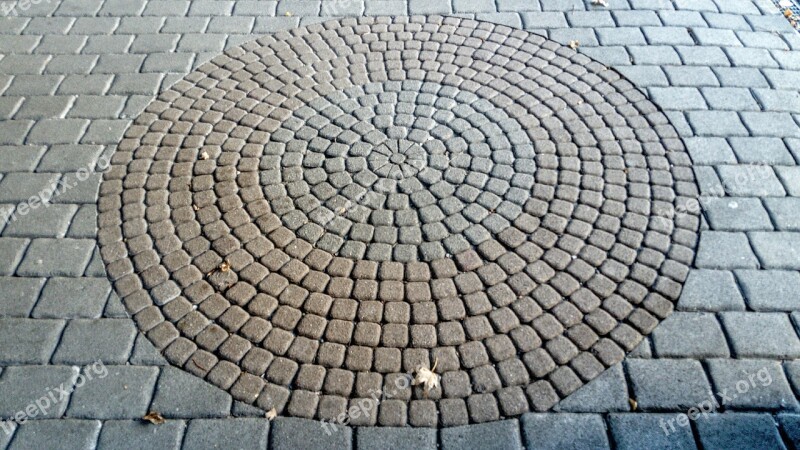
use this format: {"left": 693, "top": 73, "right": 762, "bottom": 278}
{"left": 1, "top": 0, "right": 800, "bottom": 449}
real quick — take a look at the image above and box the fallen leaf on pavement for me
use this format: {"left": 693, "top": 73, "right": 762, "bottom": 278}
{"left": 412, "top": 358, "right": 440, "bottom": 397}
{"left": 266, "top": 408, "right": 278, "bottom": 420}
{"left": 568, "top": 40, "right": 580, "bottom": 49}
{"left": 143, "top": 412, "right": 165, "bottom": 425}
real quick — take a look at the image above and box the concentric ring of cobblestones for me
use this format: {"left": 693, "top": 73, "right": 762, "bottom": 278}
{"left": 98, "top": 16, "right": 700, "bottom": 426}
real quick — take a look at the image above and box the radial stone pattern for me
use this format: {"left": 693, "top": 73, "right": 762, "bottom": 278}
{"left": 98, "top": 16, "right": 700, "bottom": 426}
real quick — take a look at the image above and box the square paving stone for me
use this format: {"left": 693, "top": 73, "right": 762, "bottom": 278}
{"left": 554, "top": 364, "right": 629, "bottom": 412}
{"left": 0, "top": 318, "right": 64, "bottom": 364}
{"left": 53, "top": 319, "right": 136, "bottom": 365}
{"left": 271, "top": 417, "right": 352, "bottom": 450}
{"left": 16, "top": 239, "right": 94, "bottom": 277}
{"left": 182, "top": 419, "right": 269, "bottom": 450}
{"left": 442, "top": 419, "right": 523, "bottom": 450}
{"left": 356, "top": 427, "right": 437, "bottom": 450}
{"left": 626, "top": 359, "right": 713, "bottom": 411}
{"left": 736, "top": 270, "right": 800, "bottom": 311}
{"left": 149, "top": 367, "right": 231, "bottom": 419}
{"left": 0, "top": 366, "right": 79, "bottom": 419}
{"left": 695, "top": 414, "right": 783, "bottom": 450}
{"left": 677, "top": 270, "right": 745, "bottom": 311}
{"left": 721, "top": 312, "right": 800, "bottom": 358}
{"left": 609, "top": 414, "right": 697, "bottom": 450}
{"left": 0, "top": 276, "right": 43, "bottom": 316}
{"left": 97, "top": 420, "right": 185, "bottom": 450}
{"left": 67, "top": 366, "right": 158, "bottom": 419}
{"left": 694, "top": 232, "right": 758, "bottom": 269}
{"left": 749, "top": 232, "right": 800, "bottom": 269}
{"left": 520, "top": 414, "right": 609, "bottom": 450}
{"left": 651, "top": 313, "right": 730, "bottom": 358}
{"left": 7, "top": 420, "right": 100, "bottom": 450}
{"left": 31, "top": 277, "right": 111, "bottom": 319}
{"left": 707, "top": 359, "right": 797, "bottom": 410}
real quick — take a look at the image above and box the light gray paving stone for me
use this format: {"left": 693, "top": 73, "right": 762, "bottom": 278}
{"left": 83, "top": 36, "right": 134, "bottom": 56}
{"left": 778, "top": 413, "right": 800, "bottom": 449}
{"left": 764, "top": 198, "right": 800, "bottom": 231}
{"left": 57, "top": 75, "right": 113, "bottom": 96}
{"left": 566, "top": 11, "right": 614, "bottom": 27}
{"left": 0, "top": 241, "right": 29, "bottom": 277}
{"left": 726, "top": 47, "right": 780, "bottom": 68}
{"left": 628, "top": 46, "right": 682, "bottom": 65}
{"left": 695, "top": 413, "right": 784, "bottom": 450}
{"left": 721, "top": 312, "right": 800, "bottom": 358}
{"left": 7, "top": 420, "right": 100, "bottom": 450}
{"left": 0, "top": 366, "right": 78, "bottom": 419}
{"left": 53, "top": 319, "right": 136, "bottom": 365}
{"left": 231, "top": 401, "right": 265, "bottom": 417}
{"left": 81, "top": 120, "right": 130, "bottom": 145}
{"left": 717, "top": 165, "right": 786, "bottom": 197}
{"left": 66, "top": 205, "right": 97, "bottom": 239}
{"left": 701, "top": 87, "right": 760, "bottom": 111}
{"left": 626, "top": 359, "right": 713, "bottom": 411}
{"left": 554, "top": 364, "right": 628, "bottom": 412}
{"left": 520, "top": 414, "right": 608, "bottom": 450}
{"left": 742, "top": 111, "right": 800, "bottom": 138}
{"left": 651, "top": 313, "right": 730, "bottom": 358}
{"left": 25, "top": 119, "right": 88, "bottom": 145}
{"left": 749, "top": 232, "right": 800, "bottom": 269}
{"left": 0, "top": 318, "right": 64, "bottom": 364}
{"left": 364, "top": 1, "right": 408, "bottom": 15}
{"left": 32, "top": 277, "right": 110, "bottom": 319}
{"left": 14, "top": 96, "right": 73, "bottom": 121}
{"left": 252, "top": 17, "right": 299, "bottom": 33}
{"left": 763, "top": 68, "right": 800, "bottom": 90}
{"left": 738, "top": 31, "right": 790, "bottom": 50}
{"left": 476, "top": 13, "right": 523, "bottom": 28}
{"left": 442, "top": 419, "right": 522, "bottom": 450}
{"left": 16, "top": 239, "right": 94, "bottom": 277}
{"left": 659, "top": 9, "right": 707, "bottom": 25}
{"left": 648, "top": 87, "right": 707, "bottom": 111}
{"left": 182, "top": 419, "right": 269, "bottom": 450}
{"left": 0, "top": 99, "right": 23, "bottom": 122}
{"left": 548, "top": 29, "right": 598, "bottom": 47}
{"left": 97, "top": 420, "right": 185, "bottom": 450}
{"left": 579, "top": 47, "right": 632, "bottom": 67}
{"left": 356, "top": 427, "right": 437, "bottom": 450}
{"left": 686, "top": 111, "right": 749, "bottom": 137}
{"left": 2, "top": 204, "right": 77, "bottom": 238}
{"left": 753, "top": 89, "right": 800, "bottom": 114}
{"left": 5, "top": 77, "right": 61, "bottom": 97}
{"left": 129, "top": 334, "right": 167, "bottom": 366}
{"left": 0, "top": 276, "right": 42, "bottom": 316}
{"left": 747, "top": 13, "right": 796, "bottom": 32}
{"left": 609, "top": 414, "right": 697, "bottom": 450}
{"left": 707, "top": 359, "right": 797, "bottom": 410}
{"left": 107, "top": 74, "right": 164, "bottom": 96}
{"left": 0, "top": 172, "right": 59, "bottom": 203}
{"left": 736, "top": 270, "right": 800, "bottom": 311}
{"left": 539, "top": 0, "right": 583, "bottom": 11}
{"left": 162, "top": 17, "right": 210, "bottom": 33}
{"left": 521, "top": 12, "right": 568, "bottom": 29}
{"left": 142, "top": 0, "right": 190, "bottom": 16}
{"left": 271, "top": 417, "right": 353, "bottom": 450}
{"left": 683, "top": 138, "right": 736, "bottom": 165}
{"left": 691, "top": 28, "right": 742, "bottom": 47}
{"left": 701, "top": 197, "right": 772, "bottom": 231}
{"left": 142, "top": 53, "right": 195, "bottom": 73}
{"left": 643, "top": 26, "right": 695, "bottom": 46}
{"left": 676, "top": 46, "right": 731, "bottom": 67}
{"left": 629, "top": 339, "right": 652, "bottom": 358}
{"left": 775, "top": 166, "right": 800, "bottom": 196}
{"left": 102, "top": 292, "right": 127, "bottom": 319}
{"left": 67, "top": 17, "right": 118, "bottom": 34}
{"left": 43, "top": 55, "right": 98, "bottom": 76}
{"left": 694, "top": 232, "right": 759, "bottom": 269}
{"left": 729, "top": 137, "right": 795, "bottom": 164}
{"left": 595, "top": 27, "right": 646, "bottom": 46}
{"left": 49, "top": 173, "right": 101, "bottom": 203}
{"left": 67, "top": 366, "right": 158, "bottom": 420}
{"left": 150, "top": 367, "right": 231, "bottom": 419}
{"left": 663, "top": 66, "right": 720, "bottom": 87}
{"left": 616, "top": 66, "right": 670, "bottom": 87}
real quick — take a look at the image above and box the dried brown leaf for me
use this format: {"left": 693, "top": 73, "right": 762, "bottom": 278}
{"left": 143, "top": 411, "right": 165, "bottom": 425}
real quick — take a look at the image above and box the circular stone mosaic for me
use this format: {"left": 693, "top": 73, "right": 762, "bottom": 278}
{"left": 98, "top": 16, "right": 700, "bottom": 427}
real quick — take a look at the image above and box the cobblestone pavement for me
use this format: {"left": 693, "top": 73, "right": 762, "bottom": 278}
{"left": 2, "top": 0, "right": 800, "bottom": 448}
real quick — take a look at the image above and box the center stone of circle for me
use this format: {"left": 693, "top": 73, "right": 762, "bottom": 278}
{"left": 368, "top": 139, "right": 426, "bottom": 180}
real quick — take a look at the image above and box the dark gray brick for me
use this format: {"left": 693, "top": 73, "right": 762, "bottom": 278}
{"left": 701, "top": 197, "right": 771, "bottom": 231}
{"left": 0, "top": 276, "right": 42, "bottom": 316}
{"left": 150, "top": 367, "right": 231, "bottom": 419}
{"left": 707, "top": 359, "right": 797, "bottom": 410}
{"left": 626, "top": 359, "right": 712, "bottom": 411}
{"left": 0, "top": 366, "right": 78, "bottom": 419}
{"left": 555, "top": 364, "right": 628, "bottom": 412}
{"left": 53, "top": 319, "right": 136, "bottom": 365}
{"left": 520, "top": 414, "right": 608, "bottom": 450}
{"left": 694, "top": 232, "right": 758, "bottom": 269}
{"left": 17, "top": 239, "right": 94, "bottom": 277}
{"left": 67, "top": 366, "right": 158, "bottom": 420}
{"left": 443, "top": 420, "right": 522, "bottom": 450}
{"left": 182, "top": 419, "right": 269, "bottom": 450}
{"left": 779, "top": 413, "right": 800, "bottom": 449}
{"left": 97, "top": 420, "right": 185, "bottom": 450}
{"left": 32, "top": 277, "right": 110, "bottom": 319}
{"left": 652, "top": 313, "right": 729, "bottom": 358}
{"left": 750, "top": 232, "right": 800, "bottom": 269}
{"left": 7, "top": 420, "right": 100, "bottom": 450}
{"left": 609, "top": 414, "right": 697, "bottom": 450}
{"left": 356, "top": 427, "right": 437, "bottom": 450}
{"left": 721, "top": 312, "right": 800, "bottom": 358}
{"left": 764, "top": 198, "right": 800, "bottom": 231}
{"left": 695, "top": 414, "right": 783, "bottom": 450}
{"left": 736, "top": 270, "right": 800, "bottom": 311}
{"left": 271, "top": 417, "right": 352, "bottom": 450}
{"left": 0, "top": 318, "right": 64, "bottom": 364}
